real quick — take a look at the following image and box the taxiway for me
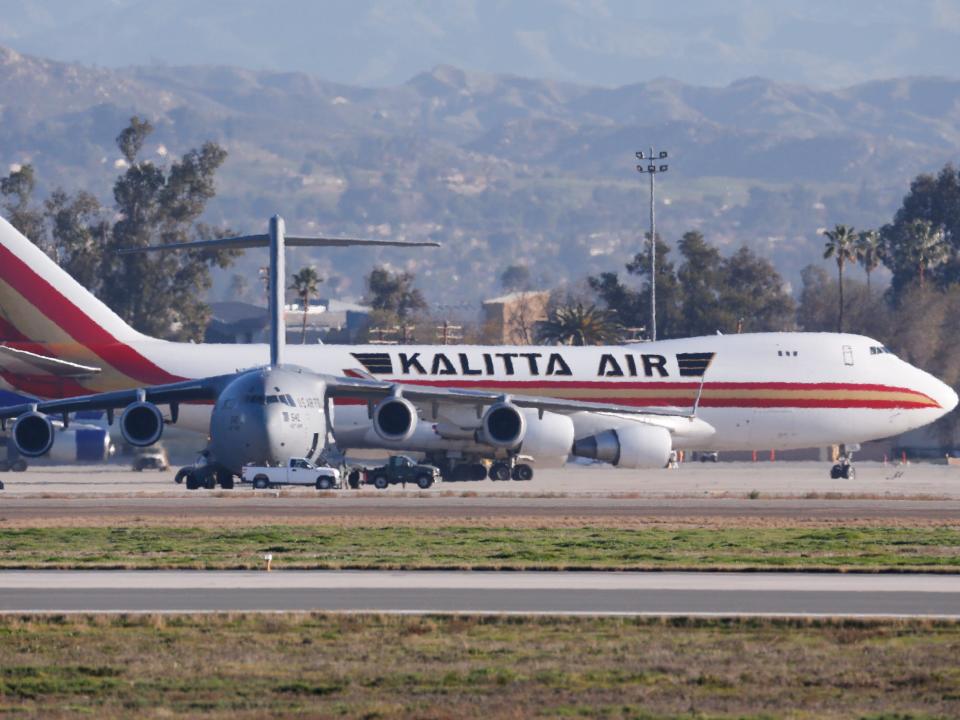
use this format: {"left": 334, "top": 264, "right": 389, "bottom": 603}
{"left": 2, "top": 570, "right": 959, "bottom": 617}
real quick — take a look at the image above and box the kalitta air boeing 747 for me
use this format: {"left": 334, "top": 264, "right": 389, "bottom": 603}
{"left": 0, "top": 215, "right": 955, "bottom": 487}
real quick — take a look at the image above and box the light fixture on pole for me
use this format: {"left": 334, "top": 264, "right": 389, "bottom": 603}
{"left": 635, "top": 148, "right": 668, "bottom": 341}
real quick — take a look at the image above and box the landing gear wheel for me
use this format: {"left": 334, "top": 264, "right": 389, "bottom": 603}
{"left": 185, "top": 472, "right": 200, "bottom": 490}
{"left": 829, "top": 464, "right": 842, "bottom": 480}
{"left": 372, "top": 474, "right": 389, "bottom": 490}
{"left": 203, "top": 474, "right": 216, "bottom": 490}
{"left": 841, "top": 464, "right": 855, "bottom": 480}
{"left": 489, "top": 462, "right": 511, "bottom": 481}
{"left": 252, "top": 475, "right": 269, "bottom": 490}
{"left": 470, "top": 464, "right": 487, "bottom": 481}
{"left": 416, "top": 473, "right": 434, "bottom": 489}
{"left": 217, "top": 470, "right": 234, "bottom": 490}
{"left": 512, "top": 464, "right": 533, "bottom": 481}
{"left": 0, "top": 480, "right": 4, "bottom": 490}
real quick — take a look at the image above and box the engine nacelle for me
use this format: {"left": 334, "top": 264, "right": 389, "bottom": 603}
{"left": 12, "top": 412, "right": 54, "bottom": 457}
{"left": 119, "top": 401, "right": 164, "bottom": 447}
{"left": 47, "top": 427, "right": 113, "bottom": 463}
{"left": 373, "top": 396, "right": 418, "bottom": 443}
{"left": 479, "top": 402, "right": 526, "bottom": 448}
{"left": 572, "top": 423, "right": 672, "bottom": 469}
{"left": 514, "top": 410, "right": 575, "bottom": 464}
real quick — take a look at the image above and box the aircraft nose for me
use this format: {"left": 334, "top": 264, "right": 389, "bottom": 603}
{"left": 936, "top": 380, "right": 959, "bottom": 414}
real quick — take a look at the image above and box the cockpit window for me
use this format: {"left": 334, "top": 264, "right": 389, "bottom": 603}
{"left": 870, "top": 346, "right": 895, "bottom": 356}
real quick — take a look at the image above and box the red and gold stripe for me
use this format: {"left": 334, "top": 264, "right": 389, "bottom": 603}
{"left": 336, "top": 378, "right": 940, "bottom": 410}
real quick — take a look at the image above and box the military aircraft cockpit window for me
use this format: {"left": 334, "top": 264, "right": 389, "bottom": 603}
{"left": 870, "top": 346, "right": 895, "bottom": 356}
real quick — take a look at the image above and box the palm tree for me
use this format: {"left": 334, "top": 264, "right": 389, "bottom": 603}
{"left": 822, "top": 224, "right": 858, "bottom": 332}
{"left": 855, "top": 229, "right": 881, "bottom": 292}
{"left": 904, "top": 219, "right": 949, "bottom": 289}
{"left": 536, "top": 302, "right": 623, "bottom": 346}
{"left": 289, "top": 266, "right": 322, "bottom": 343}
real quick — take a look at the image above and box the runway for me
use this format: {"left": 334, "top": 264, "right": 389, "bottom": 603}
{"left": 3, "top": 571, "right": 960, "bottom": 617}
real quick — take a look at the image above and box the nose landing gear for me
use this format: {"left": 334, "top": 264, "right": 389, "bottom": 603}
{"left": 829, "top": 444, "right": 858, "bottom": 480}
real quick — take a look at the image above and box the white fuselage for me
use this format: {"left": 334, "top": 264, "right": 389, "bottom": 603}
{"left": 37, "top": 331, "right": 952, "bottom": 455}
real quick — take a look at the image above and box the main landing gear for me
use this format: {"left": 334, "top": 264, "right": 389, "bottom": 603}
{"left": 427, "top": 454, "right": 535, "bottom": 483}
{"left": 829, "top": 445, "right": 857, "bottom": 480}
{"left": 489, "top": 461, "right": 533, "bottom": 481}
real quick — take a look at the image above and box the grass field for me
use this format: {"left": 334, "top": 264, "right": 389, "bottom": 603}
{"left": 1, "top": 614, "right": 958, "bottom": 718}
{"left": 1, "top": 524, "right": 959, "bottom": 571}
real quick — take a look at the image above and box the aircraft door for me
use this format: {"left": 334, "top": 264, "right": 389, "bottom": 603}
{"left": 842, "top": 345, "right": 854, "bottom": 366}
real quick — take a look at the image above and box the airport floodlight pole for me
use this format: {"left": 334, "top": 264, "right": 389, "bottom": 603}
{"left": 635, "top": 148, "right": 668, "bottom": 341}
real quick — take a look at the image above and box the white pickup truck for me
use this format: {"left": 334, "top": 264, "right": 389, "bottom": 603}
{"left": 241, "top": 458, "right": 341, "bottom": 490}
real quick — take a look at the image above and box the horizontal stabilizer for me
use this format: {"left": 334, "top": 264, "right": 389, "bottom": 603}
{"left": 118, "top": 235, "right": 440, "bottom": 254}
{"left": 0, "top": 345, "right": 101, "bottom": 378}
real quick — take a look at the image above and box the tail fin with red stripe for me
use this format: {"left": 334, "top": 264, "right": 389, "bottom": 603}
{"left": 0, "top": 216, "right": 144, "bottom": 345}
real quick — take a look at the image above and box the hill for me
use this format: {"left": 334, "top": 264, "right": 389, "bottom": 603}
{"left": 2, "top": 45, "right": 959, "bottom": 306}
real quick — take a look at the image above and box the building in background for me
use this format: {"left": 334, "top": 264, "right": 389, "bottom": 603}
{"left": 205, "top": 299, "right": 371, "bottom": 344}
{"left": 481, "top": 291, "right": 550, "bottom": 344}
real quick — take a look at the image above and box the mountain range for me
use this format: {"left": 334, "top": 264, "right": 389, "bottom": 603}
{"left": 1, "top": 44, "right": 959, "bottom": 308}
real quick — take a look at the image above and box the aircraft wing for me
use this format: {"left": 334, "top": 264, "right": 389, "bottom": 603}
{"left": 0, "top": 344, "right": 101, "bottom": 378}
{"left": 325, "top": 375, "right": 696, "bottom": 418}
{"left": 0, "top": 374, "right": 236, "bottom": 425}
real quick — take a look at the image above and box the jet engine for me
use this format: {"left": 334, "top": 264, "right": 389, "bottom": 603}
{"left": 372, "top": 396, "right": 418, "bottom": 442}
{"left": 119, "top": 401, "right": 164, "bottom": 447}
{"left": 11, "top": 411, "right": 54, "bottom": 457}
{"left": 572, "top": 423, "right": 672, "bottom": 469}
{"left": 479, "top": 402, "right": 526, "bottom": 448}
{"left": 478, "top": 403, "right": 575, "bottom": 461}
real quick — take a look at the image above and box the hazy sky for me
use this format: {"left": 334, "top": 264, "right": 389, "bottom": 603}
{"left": 2, "top": 0, "right": 959, "bottom": 87}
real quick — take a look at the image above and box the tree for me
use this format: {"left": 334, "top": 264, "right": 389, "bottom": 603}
{"left": 822, "top": 223, "right": 858, "bottom": 332}
{"left": 881, "top": 164, "right": 960, "bottom": 291}
{"left": 676, "top": 230, "right": 727, "bottom": 335}
{"left": 535, "top": 302, "right": 623, "bottom": 346}
{"left": 365, "top": 267, "right": 427, "bottom": 322}
{"left": 499, "top": 264, "right": 531, "bottom": 292}
{"left": 44, "top": 189, "right": 108, "bottom": 293}
{"left": 720, "top": 246, "right": 796, "bottom": 332}
{"left": 856, "top": 229, "right": 882, "bottom": 291}
{"left": 627, "top": 235, "right": 684, "bottom": 339}
{"left": 102, "top": 116, "right": 237, "bottom": 340}
{"left": 289, "top": 266, "right": 322, "bottom": 343}
{"left": 0, "top": 164, "right": 46, "bottom": 249}
{"left": 901, "top": 219, "right": 949, "bottom": 290}
{"left": 587, "top": 271, "right": 644, "bottom": 332}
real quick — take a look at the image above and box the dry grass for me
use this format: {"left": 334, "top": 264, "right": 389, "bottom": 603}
{"left": 1, "top": 614, "right": 958, "bottom": 718}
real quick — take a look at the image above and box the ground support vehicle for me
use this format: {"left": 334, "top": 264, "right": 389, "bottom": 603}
{"left": 133, "top": 447, "right": 169, "bottom": 472}
{"left": 242, "top": 457, "right": 341, "bottom": 490}
{"left": 174, "top": 454, "right": 232, "bottom": 490}
{"left": 365, "top": 455, "right": 441, "bottom": 489}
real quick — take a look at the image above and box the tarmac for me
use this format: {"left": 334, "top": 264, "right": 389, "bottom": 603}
{"left": 2, "top": 461, "right": 959, "bottom": 523}
{"left": 2, "top": 570, "right": 959, "bottom": 617}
